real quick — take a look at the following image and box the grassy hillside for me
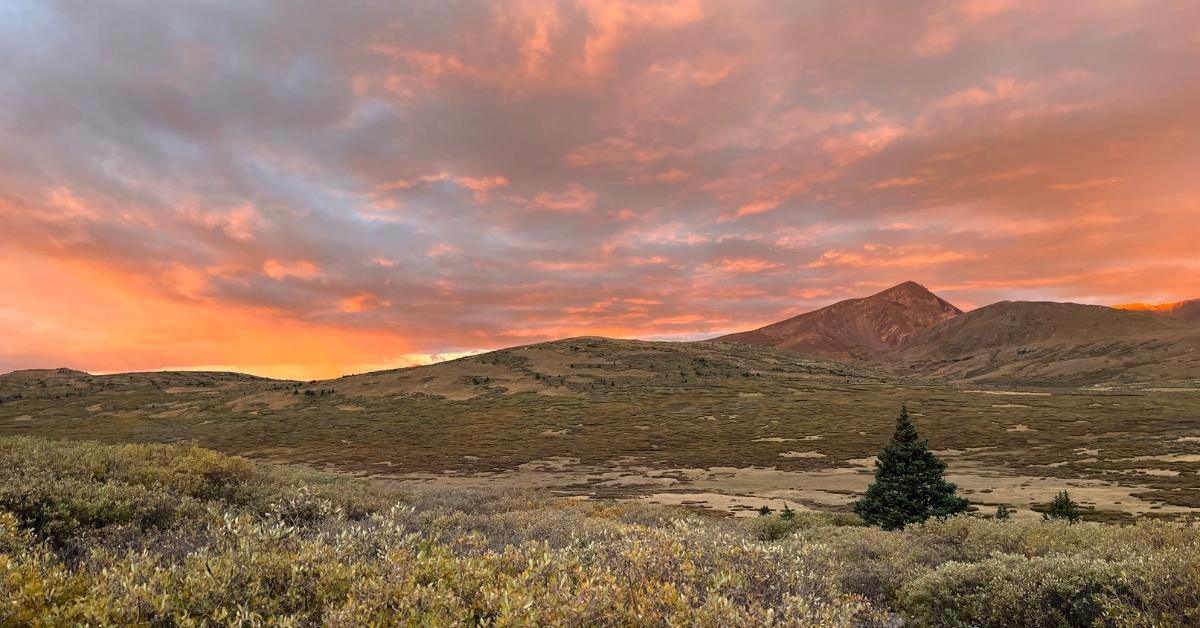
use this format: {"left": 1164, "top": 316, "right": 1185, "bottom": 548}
{"left": 2, "top": 437, "right": 1199, "bottom": 627}
{"left": 886, "top": 301, "right": 1200, "bottom": 384}
{"left": 3, "top": 338, "right": 1200, "bottom": 518}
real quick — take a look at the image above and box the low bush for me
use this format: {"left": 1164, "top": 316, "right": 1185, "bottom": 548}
{"left": 0, "top": 436, "right": 400, "bottom": 545}
{"left": 0, "top": 438, "right": 881, "bottom": 626}
{"left": 752, "top": 510, "right": 863, "bottom": 541}
{"left": 1101, "top": 548, "right": 1200, "bottom": 628}
{"left": 898, "top": 554, "right": 1121, "bottom": 628}
{"left": 1, "top": 436, "right": 1198, "bottom": 627}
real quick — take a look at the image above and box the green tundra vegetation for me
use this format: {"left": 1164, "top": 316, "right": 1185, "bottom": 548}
{"left": 3, "top": 339, "right": 1200, "bottom": 515}
{"left": 1, "top": 437, "right": 1198, "bottom": 627}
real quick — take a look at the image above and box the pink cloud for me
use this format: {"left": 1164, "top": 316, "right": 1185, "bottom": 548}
{"left": 578, "top": 0, "right": 706, "bottom": 76}
{"left": 263, "top": 260, "right": 321, "bottom": 281}
{"left": 524, "top": 184, "right": 599, "bottom": 212}
{"left": 914, "top": 0, "right": 1039, "bottom": 57}
{"left": 1, "top": 0, "right": 1199, "bottom": 377}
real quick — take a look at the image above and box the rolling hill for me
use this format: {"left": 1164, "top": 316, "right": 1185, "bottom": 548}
{"left": 4, "top": 333, "right": 1200, "bottom": 519}
{"left": 884, "top": 301, "right": 1200, "bottom": 384}
{"left": 708, "top": 281, "right": 963, "bottom": 359}
{"left": 0, "top": 339, "right": 896, "bottom": 476}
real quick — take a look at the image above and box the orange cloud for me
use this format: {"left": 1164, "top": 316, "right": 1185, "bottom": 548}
{"left": 565, "top": 137, "right": 671, "bottom": 166}
{"left": 377, "top": 173, "right": 509, "bottom": 202}
{"left": 707, "top": 258, "right": 784, "bottom": 275}
{"left": 3, "top": 0, "right": 1200, "bottom": 379}
{"left": 339, "top": 294, "right": 383, "bottom": 313}
{"left": 524, "top": 184, "right": 599, "bottom": 212}
{"left": 915, "top": 0, "right": 1035, "bottom": 57}
{"left": 263, "top": 260, "right": 321, "bottom": 281}
{"left": 579, "top": 0, "right": 705, "bottom": 76}
{"left": 455, "top": 175, "right": 510, "bottom": 202}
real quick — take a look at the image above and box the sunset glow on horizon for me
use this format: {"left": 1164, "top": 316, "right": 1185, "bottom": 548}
{"left": 3, "top": 0, "right": 1200, "bottom": 380}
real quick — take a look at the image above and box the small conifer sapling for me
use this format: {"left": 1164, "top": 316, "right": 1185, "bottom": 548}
{"left": 853, "top": 405, "right": 969, "bottom": 530}
{"left": 1042, "top": 491, "right": 1083, "bottom": 523}
{"left": 995, "top": 504, "right": 1011, "bottom": 521}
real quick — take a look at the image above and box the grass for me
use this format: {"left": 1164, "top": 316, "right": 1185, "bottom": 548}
{"left": 2, "top": 436, "right": 1200, "bottom": 627}
{"left": 2, "top": 339, "right": 1199, "bottom": 513}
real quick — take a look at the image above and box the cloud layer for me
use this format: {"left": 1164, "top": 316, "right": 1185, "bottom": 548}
{"left": 3, "top": 0, "right": 1199, "bottom": 378}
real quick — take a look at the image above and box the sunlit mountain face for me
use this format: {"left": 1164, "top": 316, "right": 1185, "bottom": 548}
{"left": 2, "top": 0, "right": 1199, "bottom": 379}
{"left": 1115, "top": 300, "right": 1200, "bottom": 322}
{"left": 1116, "top": 303, "right": 1182, "bottom": 312}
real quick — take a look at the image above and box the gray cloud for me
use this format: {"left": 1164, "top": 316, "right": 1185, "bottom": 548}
{"left": 2, "top": 0, "right": 1199, "bottom": 373}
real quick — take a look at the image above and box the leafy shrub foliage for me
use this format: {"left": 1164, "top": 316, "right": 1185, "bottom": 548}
{"left": 898, "top": 554, "right": 1120, "bottom": 627}
{"left": 0, "top": 436, "right": 1197, "bottom": 627}
{"left": 794, "top": 516, "right": 1200, "bottom": 627}
{"left": 752, "top": 510, "right": 863, "bottom": 541}
{"left": 0, "top": 437, "right": 878, "bottom": 626}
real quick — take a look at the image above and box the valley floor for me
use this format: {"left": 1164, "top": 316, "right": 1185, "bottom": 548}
{"left": 381, "top": 453, "right": 1199, "bottom": 523}
{"left": 4, "top": 339, "right": 1200, "bottom": 524}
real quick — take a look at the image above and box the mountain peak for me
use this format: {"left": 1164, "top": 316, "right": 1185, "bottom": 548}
{"left": 708, "top": 281, "right": 962, "bottom": 359}
{"left": 873, "top": 281, "right": 946, "bottom": 302}
{"left": 883, "top": 280, "right": 928, "bottom": 292}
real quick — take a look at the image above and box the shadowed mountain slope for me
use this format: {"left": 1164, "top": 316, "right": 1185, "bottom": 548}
{"left": 708, "top": 282, "right": 963, "bottom": 359}
{"left": 1115, "top": 299, "right": 1200, "bottom": 322}
{"left": 886, "top": 301, "right": 1200, "bottom": 385}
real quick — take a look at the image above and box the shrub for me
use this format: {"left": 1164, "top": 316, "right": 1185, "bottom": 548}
{"left": 751, "top": 510, "right": 862, "bottom": 541}
{"left": 0, "top": 436, "right": 398, "bottom": 544}
{"left": 897, "top": 553, "right": 1121, "bottom": 628}
{"left": 0, "top": 437, "right": 884, "bottom": 626}
{"left": 796, "top": 517, "right": 1200, "bottom": 623}
{"left": 1101, "top": 548, "right": 1200, "bottom": 628}
{"left": 2, "top": 436, "right": 1199, "bottom": 626}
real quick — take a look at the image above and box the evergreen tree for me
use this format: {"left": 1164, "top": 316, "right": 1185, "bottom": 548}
{"left": 995, "top": 504, "right": 1011, "bottom": 521}
{"left": 853, "top": 405, "right": 969, "bottom": 530}
{"left": 1042, "top": 491, "right": 1082, "bottom": 523}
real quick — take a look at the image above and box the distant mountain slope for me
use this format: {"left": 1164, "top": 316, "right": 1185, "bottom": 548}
{"left": 885, "top": 301, "right": 1200, "bottom": 384}
{"left": 708, "top": 282, "right": 963, "bottom": 359}
{"left": 1115, "top": 299, "right": 1200, "bottom": 322}
{"left": 0, "top": 337, "right": 901, "bottom": 475}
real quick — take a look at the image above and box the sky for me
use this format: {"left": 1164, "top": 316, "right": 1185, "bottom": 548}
{"left": 2, "top": 0, "right": 1199, "bottom": 380}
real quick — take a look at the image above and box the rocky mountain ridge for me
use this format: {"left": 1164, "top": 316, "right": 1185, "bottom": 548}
{"left": 708, "top": 281, "right": 963, "bottom": 359}
{"left": 711, "top": 282, "right": 1200, "bottom": 384}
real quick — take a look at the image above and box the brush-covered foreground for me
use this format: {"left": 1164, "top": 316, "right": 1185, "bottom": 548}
{"left": 1, "top": 437, "right": 1198, "bottom": 627}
